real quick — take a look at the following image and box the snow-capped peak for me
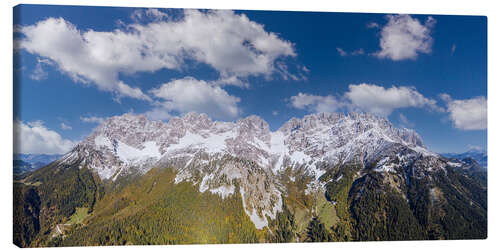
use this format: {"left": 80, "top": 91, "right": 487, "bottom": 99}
{"left": 63, "top": 111, "right": 431, "bottom": 181}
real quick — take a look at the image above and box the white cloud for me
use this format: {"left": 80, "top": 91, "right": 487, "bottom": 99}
{"left": 16, "top": 18, "right": 151, "bottom": 101}
{"left": 336, "top": 47, "right": 347, "bottom": 57}
{"left": 30, "top": 57, "right": 52, "bottom": 81}
{"left": 398, "top": 113, "right": 414, "bottom": 127}
{"left": 367, "top": 22, "right": 379, "bottom": 29}
{"left": 80, "top": 115, "right": 106, "bottom": 124}
{"left": 441, "top": 94, "right": 487, "bottom": 130}
{"left": 439, "top": 93, "right": 452, "bottom": 102}
{"left": 302, "top": 65, "right": 310, "bottom": 73}
{"left": 30, "top": 62, "right": 46, "bottom": 81}
{"left": 375, "top": 15, "right": 436, "bottom": 61}
{"left": 144, "top": 108, "right": 174, "bottom": 121}
{"left": 451, "top": 44, "right": 457, "bottom": 55}
{"left": 131, "top": 8, "right": 170, "bottom": 22}
{"left": 467, "top": 145, "right": 483, "bottom": 151}
{"left": 16, "top": 9, "right": 301, "bottom": 100}
{"left": 147, "top": 77, "right": 241, "bottom": 120}
{"left": 345, "top": 83, "right": 442, "bottom": 116}
{"left": 352, "top": 48, "right": 365, "bottom": 56}
{"left": 289, "top": 92, "right": 345, "bottom": 113}
{"left": 337, "top": 47, "right": 365, "bottom": 57}
{"left": 272, "top": 111, "right": 279, "bottom": 116}
{"left": 60, "top": 122, "right": 72, "bottom": 130}
{"left": 289, "top": 83, "right": 443, "bottom": 117}
{"left": 14, "top": 120, "right": 76, "bottom": 154}
{"left": 276, "top": 61, "right": 307, "bottom": 81}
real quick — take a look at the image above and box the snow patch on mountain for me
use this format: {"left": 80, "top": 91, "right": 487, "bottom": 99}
{"left": 290, "top": 151, "right": 311, "bottom": 164}
{"left": 269, "top": 131, "right": 286, "bottom": 172}
{"left": 98, "top": 165, "right": 120, "bottom": 180}
{"left": 447, "top": 162, "right": 462, "bottom": 167}
{"left": 240, "top": 188, "right": 270, "bottom": 229}
{"left": 209, "top": 185, "right": 235, "bottom": 199}
{"left": 199, "top": 174, "right": 212, "bottom": 193}
{"left": 116, "top": 141, "right": 162, "bottom": 164}
{"left": 336, "top": 174, "right": 344, "bottom": 182}
{"left": 167, "top": 130, "right": 235, "bottom": 154}
{"left": 94, "top": 135, "right": 112, "bottom": 149}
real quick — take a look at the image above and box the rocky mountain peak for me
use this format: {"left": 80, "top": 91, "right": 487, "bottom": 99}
{"left": 277, "top": 112, "right": 423, "bottom": 148}
{"left": 67, "top": 111, "right": 433, "bottom": 182}
{"left": 237, "top": 115, "right": 270, "bottom": 138}
{"left": 238, "top": 115, "right": 269, "bottom": 129}
{"left": 91, "top": 113, "right": 168, "bottom": 149}
{"left": 397, "top": 128, "right": 425, "bottom": 148}
{"left": 179, "top": 112, "right": 213, "bottom": 130}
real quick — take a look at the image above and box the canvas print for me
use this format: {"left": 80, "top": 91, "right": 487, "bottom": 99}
{"left": 13, "top": 4, "right": 487, "bottom": 247}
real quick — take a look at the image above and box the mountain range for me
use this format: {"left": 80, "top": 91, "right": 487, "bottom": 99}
{"left": 13, "top": 112, "right": 487, "bottom": 247}
{"left": 13, "top": 154, "right": 62, "bottom": 175}
{"left": 442, "top": 149, "right": 487, "bottom": 168}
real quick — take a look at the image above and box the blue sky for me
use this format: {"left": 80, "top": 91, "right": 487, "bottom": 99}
{"left": 13, "top": 5, "right": 487, "bottom": 154}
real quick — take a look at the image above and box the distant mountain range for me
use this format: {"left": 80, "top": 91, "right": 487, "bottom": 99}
{"left": 13, "top": 154, "right": 62, "bottom": 175}
{"left": 14, "top": 112, "right": 487, "bottom": 247}
{"left": 442, "top": 149, "right": 487, "bottom": 168}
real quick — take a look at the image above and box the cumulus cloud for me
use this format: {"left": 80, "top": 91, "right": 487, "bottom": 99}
{"left": 15, "top": 18, "right": 151, "bottom": 101}
{"left": 15, "top": 9, "right": 301, "bottom": 100}
{"left": 375, "top": 15, "right": 436, "bottom": 61}
{"left": 440, "top": 94, "right": 487, "bottom": 130}
{"left": 131, "top": 8, "right": 170, "bottom": 22}
{"left": 14, "top": 120, "right": 76, "bottom": 154}
{"left": 290, "top": 92, "right": 345, "bottom": 113}
{"left": 60, "top": 122, "right": 72, "bottom": 130}
{"left": 345, "top": 83, "right": 442, "bottom": 116}
{"left": 289, "top": 83, "right": 442, "bottom": 117}
{"left": 147, "top": 77, "right": 241, "bottom": 121}
{"left": 80, "top": 115, "right": 106, "bottom": 124}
